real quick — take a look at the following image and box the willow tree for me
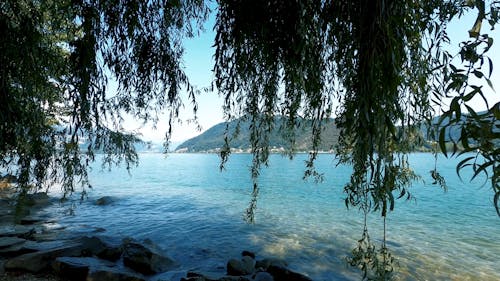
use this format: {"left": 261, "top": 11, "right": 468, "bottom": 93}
{"left": 0, "top": 0, "right": 208, "bottom": 197}
{"left": 1, "top": 0, "right": 500, "bottom": 280}
{"left": 214, "top": 0, "right": 499, "bottom": 279}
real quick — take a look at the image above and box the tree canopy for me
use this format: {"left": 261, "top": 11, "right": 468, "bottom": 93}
{"left": 1, "top": 0, "right": 500, "bottom": 280}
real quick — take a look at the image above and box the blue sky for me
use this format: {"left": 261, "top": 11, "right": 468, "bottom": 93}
{"left": 137, "top": 8, "right": 500, "bottom": 144}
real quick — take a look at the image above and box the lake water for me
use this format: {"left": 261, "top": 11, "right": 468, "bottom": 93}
{"left": 48, "top": 153, "right": 499, "bottom": 280}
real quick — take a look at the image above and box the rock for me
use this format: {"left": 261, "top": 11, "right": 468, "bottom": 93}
{"left": 0, "top": 240, "right": 38, "bottom": 257}
{"left": 183, "top": 271, "right": 222, "bottom": 281}
{"left": 181, "top": 277, "right": 205, "bottom": 281}
{"left": 0, "top": 236, "right": 26, "bottom": 249}
{"left": 17, "top": 227, "right": 36, "bottom": 240}
{"left": 0, "top": 174, "right": 17, "bottom": 183}
{"left": 23, "top": 192, "right": 50, "bottom": 207}
{"left": 97, "top": 245, "right": 122, "bottom": 262}
{"left": 19, "top": 215, "right": 48, "bottom": 225}
{"left": 0, "top": 260, "right": 5, "bottom": 275}
{"left": 227, "top": 256, "right": 255, "bottom": 276}
{"left": 80, "top": 236, "right": 107, "bottom": 256}
{"left": 241, "top": 250, "right": 255, "bottom": 259}
{"left": 0, "top": 199, "right": 12, "bottom": 210}
{"left": 218, "top": 277, "right": 251, "bottom": 281}
{"left": 77, "top": 236, "right": 122, "bottom": 261}
{"left": 0, "top": 225, "right": 36, "bottom": 238}
{"left": 52, "top": 257, "right": 93, "bottom": 281}
{"left": 253, "top": 272, "right": 274, "bottom": 281}
{"left": 266, "top": 265, "right": 312, "bottom": 281}
{"left": 255, "top": 259, "right": 288, "bottom": 271}
{"left": 87, "top": 267, "right": 146, "bottom": 281}
{"left": 4, "top": 240, "right": 84, "bottom": 272}
{"left": 122, "top": 240, "right": 176, "bottom": 275}
{"left": 95, "top": 196, "right": 114, "bottom": 206}
{"left": 0, "top": 175, "right": 16, "bottom": 190}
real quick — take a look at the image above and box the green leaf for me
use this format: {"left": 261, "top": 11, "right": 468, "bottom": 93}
{"left": 488, "top": 57, "right": 493, "bottom": 78}
{"left": 494, "top": 192, "right": 500, "bottom": 216}
{"left": 456, "top": 156, "right": 475, "bottom": 180}
{"left": 439, "top": 126, "right": 448, "bottom": 157}
{"left": 463, "top": 86, "right": 482, "bottom": 101}
{"left": 471, "top": 161, "right": 493, "bottom": 182}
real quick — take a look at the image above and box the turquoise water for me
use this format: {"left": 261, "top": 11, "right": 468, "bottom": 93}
{"left": 51, "top": 153, "right": 499, "bottom": 280}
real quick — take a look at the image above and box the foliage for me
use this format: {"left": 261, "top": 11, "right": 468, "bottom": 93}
{"left": 0, "top": 0, "right": 208, "bottom": 197}
{"left": 2, "top": 0, "right": 500, "bottom": 280}
{"left": 433, "top": 0, "right": 500, "bottom": 216}
{"left": 213, "top": 0, "right": 500, "bottom": 279}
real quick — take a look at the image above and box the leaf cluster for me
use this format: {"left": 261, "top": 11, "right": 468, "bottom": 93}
{"left": 0, "top": 0, "right": 208, "bottom": 197}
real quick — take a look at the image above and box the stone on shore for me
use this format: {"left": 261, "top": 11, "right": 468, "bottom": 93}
{"left": 87, "top": 267, "right": 146, "bottom": 281}
{"left": 253, "top": 272, "right": 274, "bottom": 281}
{"left": 122, "top": 240, "right": 176, "bottom": 275}
{"left": 218, "top": 277, "right": 251, "bottom": 281}
{"left": 4, "top": 240, "right": 84, "bottom": 272}
{"left": 0, "top": 236, "right": 26, "bottom": 249}
{"left": 52, "top": 257, "right": 93, "bottom": 281}
{"left": 227, "top": 256, "right": 255, "bottom": 276}
{"left": 0, "top": 225, "right": 36, "bottom": 238}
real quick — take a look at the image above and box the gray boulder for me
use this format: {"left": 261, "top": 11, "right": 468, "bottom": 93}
{"left": 0, "top": 225, "right": 36, "bottom": 238}
{"left": 0, "top": 236, "right": 26, "bottom": 249}
{"left": 0, "top": 240, "right": 38, "bottom": 257}
{"left": 4, "top": 240, "right": 84, "bottom": 272}
{"left": 122, "top": 240, "right": 176, "bottom": 275}
{"left": 78, "top": 236, "right": 122, "bottom": 261}
{"left": 227, "top": 256, "right": 255, "bottom": 276}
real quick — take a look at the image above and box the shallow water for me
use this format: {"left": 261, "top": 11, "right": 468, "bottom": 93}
{"left": 49, "top": 153, "right": 499, "bottom": 280}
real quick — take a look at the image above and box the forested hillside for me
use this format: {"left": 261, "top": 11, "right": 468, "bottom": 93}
{"left": 175, "top": 117, "right": 340, "bottom": 153}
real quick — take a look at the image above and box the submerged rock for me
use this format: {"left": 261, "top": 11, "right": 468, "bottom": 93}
{"left": 95, "top": 196, "right": 114, "bottom": 206}
{"left": 254, "top": 258, "right": 288, "bottom": 271}
{"left": 122, "top": 240, "right": 176, "bottom": 275}
{"left": 23, "top": 192, "right": 51, "bottom": 207}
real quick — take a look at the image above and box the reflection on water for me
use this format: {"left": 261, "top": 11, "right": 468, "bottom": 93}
{"left": 46, "top": 153, "right": 500, "bottom": 281}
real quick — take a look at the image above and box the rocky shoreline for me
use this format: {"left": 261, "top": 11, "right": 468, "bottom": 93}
{"left": 0, "top": 186, "right": 313, "bottom": 281}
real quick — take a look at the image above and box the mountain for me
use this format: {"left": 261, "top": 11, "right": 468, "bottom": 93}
{"left": 175, "top": 117, "right": 340, "bottom": 153}
{"left": 175, "top": 112, "right": 487, "bottom": 153}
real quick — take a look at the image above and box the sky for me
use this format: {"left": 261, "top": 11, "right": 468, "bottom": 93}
{"left": 136, "top": 7, "right": 500, "bottom": 145}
